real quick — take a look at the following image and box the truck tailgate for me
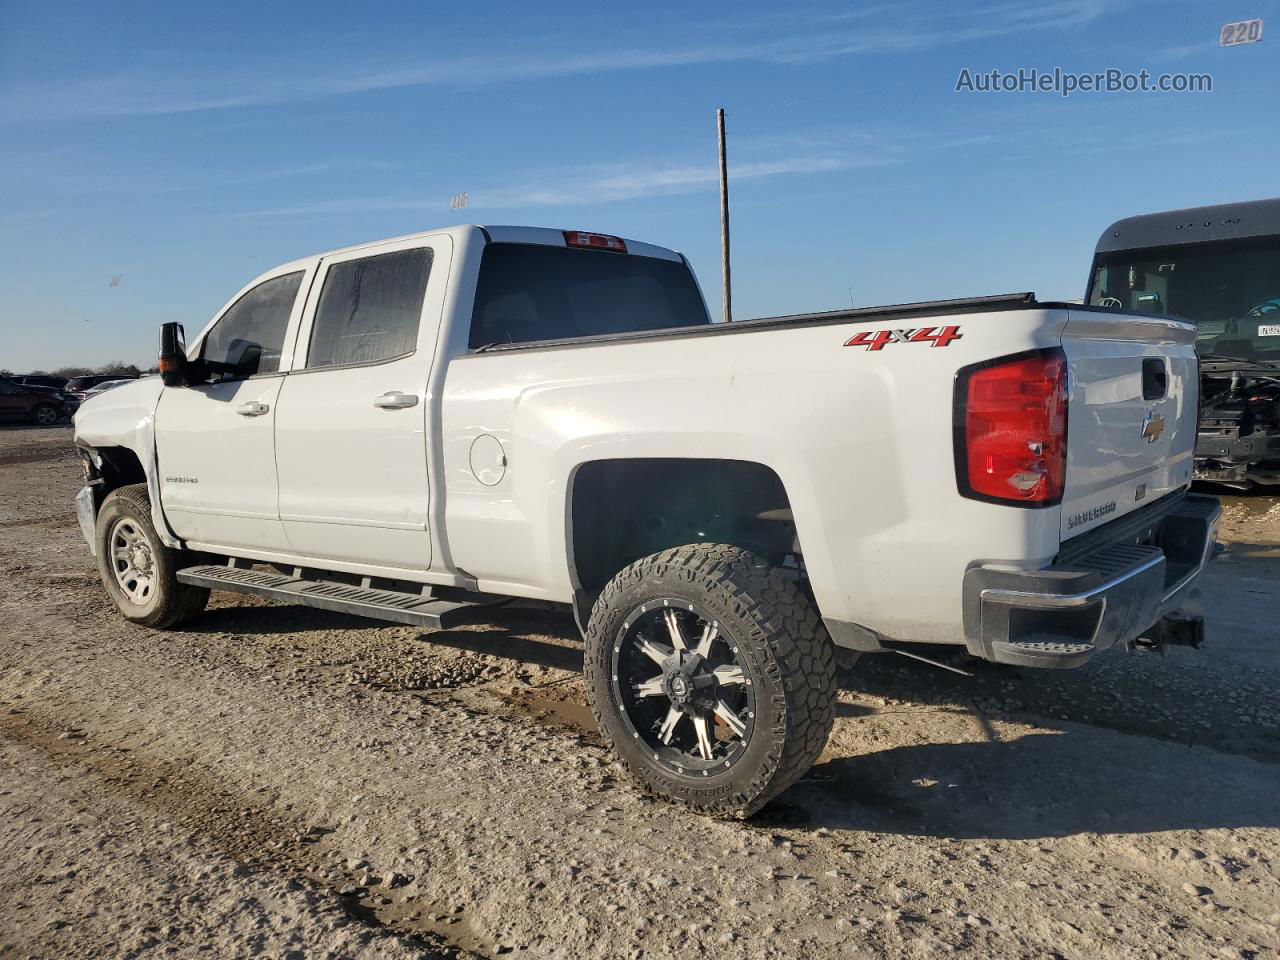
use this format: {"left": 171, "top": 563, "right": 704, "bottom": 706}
{"left": 1059, "top": 309, "right": 1198, "bottom": 540}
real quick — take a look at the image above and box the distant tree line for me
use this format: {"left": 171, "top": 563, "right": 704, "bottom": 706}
{"left": 0, "top": 361, "right": 155, "bottom": 378}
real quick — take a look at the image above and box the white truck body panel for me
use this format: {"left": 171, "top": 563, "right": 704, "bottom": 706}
{"left": 72, "top": 222, "right": 1210, "bottom": 654}
{"left": 156, "top": 375, "right": 291, "bottom": 553}
{"left": 1058, "top": 311, "right": 1199, "bottom": 540}
{"left": 442, "top": 308, "right": 1069, "bottom": 641}
{"left": 71, "top": 375, "right": 180, "bottom": 548}
{"left": 272, "top": 233, "right": 454, "bottom": 569}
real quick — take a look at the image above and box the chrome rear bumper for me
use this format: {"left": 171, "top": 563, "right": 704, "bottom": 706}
{"left": 962, "top": 493, "right": 1220, "bottom": 668}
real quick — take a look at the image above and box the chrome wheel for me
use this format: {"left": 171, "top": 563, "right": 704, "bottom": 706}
{"left": 610, "top": 599, "right": 754, "bottom": 776}
{"left": 108, "top": 517, "right": 156, "bottom": 605}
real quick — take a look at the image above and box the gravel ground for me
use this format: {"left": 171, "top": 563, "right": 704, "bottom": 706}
{"left": 1, "top": 425, "right": 1277, "bottom": 960}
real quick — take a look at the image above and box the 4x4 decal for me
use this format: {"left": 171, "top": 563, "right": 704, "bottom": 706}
{"left": 844, "top": 325, "right": 963, "bottom": 351}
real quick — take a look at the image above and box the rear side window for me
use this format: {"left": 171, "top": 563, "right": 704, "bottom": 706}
{"left": 202, "top": 272, "right": 304, "bottom": 381}
{"left": 469, "top": 243, "right": 710, "bottom": 348}
{"left": 306, "top": 248, "right": 432, "bottom": 368}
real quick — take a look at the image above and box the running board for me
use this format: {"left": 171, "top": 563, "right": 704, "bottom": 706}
{"left": 176, "top": 564, "right": 496, "bottom": 629}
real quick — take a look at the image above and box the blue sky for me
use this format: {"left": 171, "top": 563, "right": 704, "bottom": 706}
{"left": 1, "top": 0, "right": 1276, "bottom": 370}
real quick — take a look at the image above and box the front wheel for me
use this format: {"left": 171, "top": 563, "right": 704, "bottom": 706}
{"left": 584, "top": 543, "right": 836, "bottom": 817}
{"left": 31, "top": 403, "right": 59, "bottom": 426}
{"left": 95, "top": 483, "right": 209, "bottom": 628}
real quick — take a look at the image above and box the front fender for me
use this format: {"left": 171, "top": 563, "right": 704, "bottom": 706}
{"left": 73, "top": 379, "right": 182, "bottom": 549}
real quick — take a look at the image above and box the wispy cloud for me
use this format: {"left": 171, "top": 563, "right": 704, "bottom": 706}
{"left": 1, "top": 1, "right": 1115, "bottom": 122}
{"left": 239, "top": 152, "right": 865, "bottom": 218}
{"left": 1157, "top": 40, "right": 1217, "bottom": 62}
{"left": 231, "top": 121, "right": 1016, "bottom": 219}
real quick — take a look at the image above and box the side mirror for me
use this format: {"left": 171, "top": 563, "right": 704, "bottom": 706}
{"left": 158, "top": 322, "right": 189, "bottom": 387}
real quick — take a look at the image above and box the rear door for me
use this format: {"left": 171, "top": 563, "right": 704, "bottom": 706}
{"left": 1058, "top": 308, "right": 1198, "bottom": 539}
{"left": 274, "top": 235, "right": 450, "bottom": 570}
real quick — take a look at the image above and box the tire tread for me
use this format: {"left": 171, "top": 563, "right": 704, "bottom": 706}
{"left": 584, "top": 543, "right": 835, "bottom": 817}
{"left": 96, "top": 483, "right": 209, "bottom": 629}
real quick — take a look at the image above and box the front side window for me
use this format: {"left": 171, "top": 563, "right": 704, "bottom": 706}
{"left": 306, "top": 248, "right": 432, "bottom": 368}
{"left": 201, "top": 272, "right": 304, "bottom": 381}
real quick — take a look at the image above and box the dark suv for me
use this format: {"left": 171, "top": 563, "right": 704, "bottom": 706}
{"left": 12, "top": 375, "right": 69, "bottom": 390}
{"left": 0, "top": 377, "right": 69, "bottom": 426}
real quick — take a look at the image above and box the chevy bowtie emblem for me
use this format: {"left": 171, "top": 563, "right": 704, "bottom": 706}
{"left": 1140, "top": 411, "right": 1166, "bottom": 444}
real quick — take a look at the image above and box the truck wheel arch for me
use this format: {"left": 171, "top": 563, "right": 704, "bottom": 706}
{"left": 77, "top": 443, "right": 183, "bottom": 550}
{"left": 566, "top": 458, "right": 805, "bottom": 630}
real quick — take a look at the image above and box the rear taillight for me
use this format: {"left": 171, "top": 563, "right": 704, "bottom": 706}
{"left": 955, "top": 349, "right": 1067, "bottom": 506}
{"left": 563, "top": 230, "right": 627, "bottom": 253}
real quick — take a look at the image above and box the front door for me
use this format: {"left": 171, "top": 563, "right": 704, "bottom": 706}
{"left": 154, "top": 268, "right": 310, "bottom": 553}
{"left": 274, "top": 235, "right": 449, "bottom": 571}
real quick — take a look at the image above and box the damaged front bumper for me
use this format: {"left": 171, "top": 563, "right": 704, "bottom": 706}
{"left": 75, "top": 484, "right": 98, "bottom": 556}
{"left": 962, "top": 493, "right": 1220, "bottom": 668}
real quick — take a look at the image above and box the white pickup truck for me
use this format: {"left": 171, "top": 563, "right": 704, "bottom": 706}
{"left": 73, "top": 225, "right": 1220, "bottom": 815}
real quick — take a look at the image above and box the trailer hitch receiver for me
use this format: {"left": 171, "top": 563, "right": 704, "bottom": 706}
{"left": 1133, "top": 612, "right": 1205, "bottom": 654}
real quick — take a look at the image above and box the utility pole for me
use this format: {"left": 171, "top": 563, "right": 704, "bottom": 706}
{"left": 716, "top": 108, "right": 732, "bottom": 323}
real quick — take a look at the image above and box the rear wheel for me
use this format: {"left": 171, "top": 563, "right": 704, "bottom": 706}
{"left": 95, "top": 484, "right": 209, "bottom": 628}
{"left": 31, "top": 403, "right": 58, "bottom": 426}
{"left": 584, "top": 543, "right": 835, "bottom": 817}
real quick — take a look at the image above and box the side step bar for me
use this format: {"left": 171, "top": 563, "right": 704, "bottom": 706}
{"left": 176, "top": 564, "right": 499, "bottom": 629}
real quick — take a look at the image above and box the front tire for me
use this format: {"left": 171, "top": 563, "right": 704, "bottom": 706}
{"left": 95, "top": 484, "right": 209, "bottom": 628}
{"left": 584, "top": 543, "right": 836, "bottom": 817}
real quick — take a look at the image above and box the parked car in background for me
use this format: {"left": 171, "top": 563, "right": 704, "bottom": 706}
{"left": 0, "top": 376, "right": 70, "bottom": 425}
{"left": 13, "top": 375, "right": 80, "bottom": 414}
{"left": 12, "top": 375, "right": 69, "bottom": 390}
{"left": 79, "top": 379, "right": 134, "bottom": 402}
{"left": 65, "top": 374, "right": 138, "bottom": 405}
{"left": 1087, "top": 197, "right": 1280, "bottom": 487}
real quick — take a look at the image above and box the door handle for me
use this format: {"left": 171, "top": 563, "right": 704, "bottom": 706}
{"left": 235, "top": 401, "right": 270, "bottom": 417}
{"left": 373, "top": 391, "right": 419, "bottom": 409}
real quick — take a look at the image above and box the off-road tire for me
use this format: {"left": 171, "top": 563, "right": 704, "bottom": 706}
{"left": 31, "top": 403, "right": 59, "bottom": 426}
{"left": 95, "top": 483, "right": 209, "bottom": 628}
{"left": 584, "top": 543, "right": 836, "bottom": 817}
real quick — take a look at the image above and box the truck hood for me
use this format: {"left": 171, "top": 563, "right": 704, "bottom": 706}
{"left": 73, "top": 377, "right": 165, "bottom": 449}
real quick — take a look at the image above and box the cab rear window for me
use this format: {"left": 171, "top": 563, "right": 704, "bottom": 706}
{"left": 469, "top": 243, "right": 710, "bottom": 348}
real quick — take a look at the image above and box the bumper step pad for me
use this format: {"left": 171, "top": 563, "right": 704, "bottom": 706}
{"left": 963, "top": 493, "right": 1220, "bottom": 669}
{"left": 176, "top": 564, "right": 496, "bottom": 629}
{"left": 990, "top": 639, "right": 1096, "bottom": 669}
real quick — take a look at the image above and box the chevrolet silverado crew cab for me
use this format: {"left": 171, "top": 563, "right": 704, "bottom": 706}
{"left": 73, "top": 225, "right": 1220, "bottom": 815}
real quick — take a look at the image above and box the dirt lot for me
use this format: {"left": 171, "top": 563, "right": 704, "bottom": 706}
{"left": 1, "top": 426, "right": 1277, "bottom": 960}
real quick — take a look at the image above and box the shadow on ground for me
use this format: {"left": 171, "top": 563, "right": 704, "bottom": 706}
{"left": 775, "top": 722, "right": 1280, "bottom": 840}
{"left": 172, "top": 599, "right": 1279, "bottom": 840}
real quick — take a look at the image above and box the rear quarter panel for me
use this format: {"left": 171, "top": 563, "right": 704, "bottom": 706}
{"left": 441, "top": 308, "right": 1071, "bottom": 643}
